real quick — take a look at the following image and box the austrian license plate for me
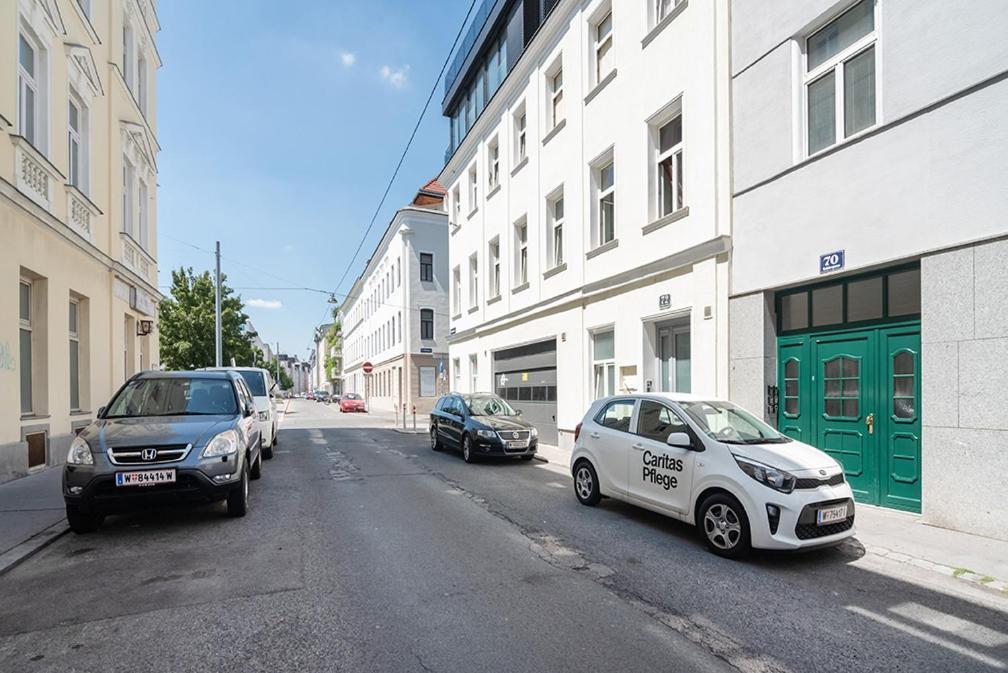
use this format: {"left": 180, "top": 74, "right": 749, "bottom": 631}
{"left": 817, "top": 504, "right": 848, "bottom": 525}
{"left": 506, "top": 440, "right": 527, "bottom": 450}
{"left": 115, "top": 469, "right": 176, "bottom": 487}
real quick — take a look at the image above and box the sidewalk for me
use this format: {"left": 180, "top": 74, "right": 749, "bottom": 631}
{"left": 0, "top": 466, "right": 68, "bottom": 574}
{"left": 530, "top": 442, "right": 1008, "bottom": 595}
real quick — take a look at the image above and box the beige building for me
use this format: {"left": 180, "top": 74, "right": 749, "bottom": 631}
{"left": 1, "top": 0, "right": 161, "bottom": 482}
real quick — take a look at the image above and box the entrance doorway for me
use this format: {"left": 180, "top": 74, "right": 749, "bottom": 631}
{"left": 656, "top": 326, "right": 690, "bottom": 393}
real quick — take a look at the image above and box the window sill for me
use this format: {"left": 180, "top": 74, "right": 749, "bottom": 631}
{"left": 452, "top": 313, "right": 462, "bottom": 321}
{"left": 487, "top": 294, "right": 502, "bottom": 305}
{"left": 543, "top": 262, "right": 567, "bottom": 280}
{"left": 467, "top": 305, "right": 479, "bottom": 315}
{"left": 450, "top": 223, "right": 462, "bottom": 236}
{"left": 511, "top": 156, "right": 528, "bottom": 177}
{"left": 643, "top": 206, "right": 690, "bottom": 235}
{"left": 512, "top": 281, "right": 529, "bottom": 295}
{"left": 542, "top": 119, "right": 566, "bottom": 147}
{"left": 20, "top": 414, "right": 51, "bottom": 422}
{"left": 584, "top": 69, "right": 617, "bottom": 106}
{"left": 487, "top": 184, "right": 501, "bottom": 201}
{"left": 467, "top": 207, "right": 479, "bottom": 220}
{"left": 69, "top": 410, "right": 93, "bottom": 416}
{"left": 642, "top": 0, "right": 688, "bottom": 49}
{"left": 586, "top": 238, "right": 619, "bottom": 259}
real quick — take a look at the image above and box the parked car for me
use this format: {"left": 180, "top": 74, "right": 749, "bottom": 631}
{"left": 306, "top": 391, "right": 316, "bottom": 401}
{"left": 570, "top": 393, "right": 855, "bottom": 558}
{"left": 200, "top": 367, "right": 278, "bottom": 458}
{"left": 62, "top": 370, "right": 264, "bottom": 533}
{"left": 429, "top": 392, "right": 538, "bottom": 463}
{"left": 316, "top": 391, "right": 331, "bottom": 403}
{"left": 339, "top": 393, "right": 366, "bottom": 413}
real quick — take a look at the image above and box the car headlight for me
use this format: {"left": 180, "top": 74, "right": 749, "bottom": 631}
{"left": 201, "top": 429, "right": 239, "bottom": 458}
{"left": 476, "top": 429, "right": 497, "bottom": 439}
{"left": 258, "top": 411, "right": 269, "bottom": 421}
{"left": 530, "top": 427, "right": 539, "bottom": 438}
{"left": 734, "top": 455, "right": 795, "bottom": 493}
{"left": 67, "top": 435, "right": 94, "bottom": 465}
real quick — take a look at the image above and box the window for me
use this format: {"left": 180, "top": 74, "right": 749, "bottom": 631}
{"left": 592, "top": 330, "right": 616, "bottom": 399}
{"left": 468, "top": 165, "right": 478, "bottom": 212}
{"left": 783, "top": 359, "right": 799, "bottom": 417}
{"left": 595, "top": 159, "right": 616, "bottom": 246}
{"left": 469, "top": 254, "right": 479, "bottom": 308}
{"left": 420, "top": 309, "right": 434, "bottom": 340}
{"left": 420, "top": 252, "right": 434, "bottom": 282}
{"left": 138, "top": 180, "right": 149, "bottom": 249}
{"left": 656, "top": 0, "right": 684, "bottom": 23}
{"left": 635, "top": 401, "right": 688, "bottom": 443}
{"left": 657, "top": 114, "right": 684, "bottom": 216}
{"left": 469, "top": 354, "right": 478, "bottom": 392}
{"left": 549, "top": 67, "right": 564, "bottom": 129}
{"left": 18, "top": 32, "right": 42, "bottom": 149}
{"left": 514, "top": 220, "right": 528, "bottom": 285}
{"left": 594, "top": 12, "right": 614, "bottom": 85}
{"left": 548, "top": 192, "right": 564, "bottom": 268}
{"left": 397, "top": 311, "right": 402, "bottom": 342}
{"left": 122, "top": 157, "right": 135, "bottom": 236}
{"left": 892, "top": 351, "right": 916, "bottom": 419}
{"left": 514, "top": 106, "right": 527, "bottom": 162}
{"left": 122, "top": 23, "right": 133, "bottom": 89}
{"left": 452, "top": 186, "right": 462, "bottom": 225}
{"left": 452, "top": 358, "right": 461, "bottom": 392}
{"left": 805, "top": 0, "right": 877, "bottom": 155}
{"left": 19, "top": 280, "right": 33, "bottom": 415}
{"left": 823, "top": 356, "right": 860, "bottom": 418}
{"left": 488, "top": 239, "right": 501, "bottom": 298}
{"left": 419, "top": 366, "right": 436, "bottom": 397}
{"left": 68, "top": 95, "right": 86, "bottom": 191}
{"left": 69, "top": 298, "right": 80, "bottom": 411}
{"left": 452, "top": 266, "right": 461, "bottom": 314}
{"left": 488, "top": 138, "right": 500, "bottom": 190}
{"left": 137, "top": 54, "right": 148, "bottom": 114}
{"left": 597, "top": 399, "right": 634, "bottom": 432}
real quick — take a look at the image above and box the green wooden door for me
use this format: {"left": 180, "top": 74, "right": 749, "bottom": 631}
{"left": 813, "top": 332, "right": 878, "bottom": 504}
{"left": 778, "top": 338, "right": 811, "bottom": 444}
{"left": 879, "top": 327, "right": 922, "bottom": 512}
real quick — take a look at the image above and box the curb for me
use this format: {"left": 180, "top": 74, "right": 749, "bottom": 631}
{"left": 0, "top": 520, "right": 69, "bottom": 577}
{"left": 869, "top": 545, "right": 1008, "bottom": 595}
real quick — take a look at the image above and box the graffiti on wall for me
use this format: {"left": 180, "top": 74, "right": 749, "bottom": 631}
{"left": 0, "top": 342, "right": 15, "bottom": 370}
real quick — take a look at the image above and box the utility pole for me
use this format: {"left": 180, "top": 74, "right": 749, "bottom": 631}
{"left": 214, "top": 241, "right": 222, "bottom": 367}
{"left": 276, "top": 341, "right": 281, "bottom": 389}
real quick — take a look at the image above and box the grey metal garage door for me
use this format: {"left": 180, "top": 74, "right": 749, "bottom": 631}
{"left": 492, "top": 339, "right": 558, "bottom": 445}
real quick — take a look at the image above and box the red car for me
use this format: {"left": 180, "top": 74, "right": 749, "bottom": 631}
{"left": 340, "top": 393, "right": 366, "bottom": 413}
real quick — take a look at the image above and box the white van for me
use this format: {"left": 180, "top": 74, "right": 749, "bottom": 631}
{"left": 201, "top": 367, "right": 278, "bottom": 458}
{"left": 570, "top": 393, "right": 855, "bottom": 558}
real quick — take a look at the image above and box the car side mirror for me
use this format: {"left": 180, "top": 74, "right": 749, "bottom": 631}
{"left": 270, "top": 381, "right": 278, "bottom": 392}
{"left": 515, "top": 409, "right": 523, "bottom": 416}
{"left": 666, "top": 432, "right": 693, "bottom": 449}
{"left": 97, "top": 406, "right": 106, "bottom": 419}
{"left": 244, "top": 402, "right": 255, "bottom": 418}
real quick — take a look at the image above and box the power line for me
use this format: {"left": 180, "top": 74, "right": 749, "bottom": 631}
{"left": 330, "top": 0, "right": 479, "bottom": 295}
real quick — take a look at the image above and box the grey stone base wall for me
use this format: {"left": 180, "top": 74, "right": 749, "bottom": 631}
{"left": 0, "top": 430, "right": 71, "bottom": 486}
{"left": 728, "top": 292, "right": 777, "bottom": 423}
{"left": 921, "top": 237, "right": 1008, "bottom": 541}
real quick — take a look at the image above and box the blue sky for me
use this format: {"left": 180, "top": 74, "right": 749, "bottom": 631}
{"left": 156, "top": 1, "right": 471, "bottom": 361}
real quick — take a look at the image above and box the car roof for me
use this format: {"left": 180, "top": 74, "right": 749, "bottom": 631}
{"left": 596, "top": 392, "right": 718, "bottom": 404}
{"left": 135, "top": 370, "right": 236, "bottom": 380}
{"left": 199, "top": 367, "right": 269, "bottom": 374}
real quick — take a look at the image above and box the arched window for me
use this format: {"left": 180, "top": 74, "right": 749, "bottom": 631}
{"left": 893, "top": 350, "right": 916, "bottom": 419}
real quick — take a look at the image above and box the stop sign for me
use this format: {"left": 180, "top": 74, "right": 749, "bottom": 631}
{"left": 362, "top": 361, "right": 374, "bottom": 374}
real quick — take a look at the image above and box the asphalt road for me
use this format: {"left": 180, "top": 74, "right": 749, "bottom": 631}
{"left": 0, "top": 400, "right": 1005, "bottom": 673}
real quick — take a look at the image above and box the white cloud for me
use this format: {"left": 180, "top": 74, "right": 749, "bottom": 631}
{"left": 248, "top": 298, "right": 283, "bottom": 310}
{"left": 379, "top": 64, "right": 410, "bottom": 89}
{"left": 340, "top": 51, "right": 356, "bottom": 67}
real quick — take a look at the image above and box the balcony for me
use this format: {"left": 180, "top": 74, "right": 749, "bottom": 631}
{"left": 120, "top": 231, "right": 155, "bottom": 285}
{"left": 11, "top": 136, "right": 61, "bottom": 213}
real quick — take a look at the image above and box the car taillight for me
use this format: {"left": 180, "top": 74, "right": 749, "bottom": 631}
{"left": 574, "top": 422, "right": 582, "bottom": 442}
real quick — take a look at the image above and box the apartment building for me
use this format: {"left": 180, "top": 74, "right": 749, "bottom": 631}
{"left": 729, "top": 0, "right": 1008, "bottom": 539}
{"left": 341, "top": 181, "right": 450, "bottom": 415}
{"left": 439, "top": 0, "right": 731, "bottom": 448}
{"left": 1, "top": 0, "right": 161, "bottom": 483}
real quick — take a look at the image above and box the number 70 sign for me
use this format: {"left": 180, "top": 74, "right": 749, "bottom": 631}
{"left": 820, "top": 250, "right": 845, "bottom": 274}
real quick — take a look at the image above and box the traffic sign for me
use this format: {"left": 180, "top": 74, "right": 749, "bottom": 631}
{"left": 362, "top": 361, "right": 374, "bottom": 374}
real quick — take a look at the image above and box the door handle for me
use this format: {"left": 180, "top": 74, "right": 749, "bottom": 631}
{"left": 590, "top": 432, "right": 600, "bottom": 439}
{"left": 866, "top": 412, "right": 875, "bottom": 435}
{"left": 632, "top": 443, "right": 645, "bottom": 451}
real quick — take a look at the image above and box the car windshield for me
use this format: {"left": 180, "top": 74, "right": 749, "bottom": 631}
{"left": 238, "top": 370, "right": 267, "bottom": 397}
{"left": 345, "top": 393, "right": 361, "bottom": 400}
{"left": 464, "top": 394, "right": 519, "bottom": 417}
{"left": 105, "top": 377, "right": 238, "bottom": 418}
{"left": 678, "top": 400, "right": 791, "bottom": 445}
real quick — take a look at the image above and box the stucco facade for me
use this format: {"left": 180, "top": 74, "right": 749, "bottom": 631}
{"left": 1, "top": 0, "right": 161, "bottom": 483}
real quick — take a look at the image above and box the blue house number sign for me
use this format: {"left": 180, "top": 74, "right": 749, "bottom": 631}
{"left": 820, "top": 250, "right": 845, "bottom": 274}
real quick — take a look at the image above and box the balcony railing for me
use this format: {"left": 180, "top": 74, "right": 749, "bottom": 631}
{"left": 120, "top": 231, "right": 154, "bottom": 284}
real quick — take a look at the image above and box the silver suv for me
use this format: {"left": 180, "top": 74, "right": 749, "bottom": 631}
{"left": 63, "top": 370, "right": 264, "bottom": 533}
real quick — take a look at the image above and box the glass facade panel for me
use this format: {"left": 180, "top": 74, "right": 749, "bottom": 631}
{"left": 888, "top": 269, "right": 921, "bottom": 316}
{"left": 812, "top": 284, "right": 843, "bottom": 327}
{"left": 846, "top": 277, "right": 883, "bottom": 322}
{"left": 780, "top": 292, "right": 808, "bottom": 331}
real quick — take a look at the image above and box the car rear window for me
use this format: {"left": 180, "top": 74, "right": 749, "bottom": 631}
{"left": 238, "top": 370, "right": 267, "bottom": 396}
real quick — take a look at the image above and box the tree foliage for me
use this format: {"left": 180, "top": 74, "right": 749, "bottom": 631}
{"left": 159, "top": 267, "right": 255, "bottom": 371}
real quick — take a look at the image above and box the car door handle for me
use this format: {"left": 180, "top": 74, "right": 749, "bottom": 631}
{"left": 632, "top": 443, "right": 645, "bottom": 451}
{"left": 590, "top": 432, "right": 600, "bottom": 439}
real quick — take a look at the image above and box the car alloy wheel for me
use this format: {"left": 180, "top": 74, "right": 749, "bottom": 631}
{"left": 431, "top": 426, "right": 440, "bottom": 451}
{"left": 703, "top": 503, "right": 742, "bottom": 551}
{"left": 573, "top": 461, "right": 601, "bottom": 505}
{"left": 462, "top": 436, "right": 474, "bottom": 463}
{"left": 575, "top": 466, "right": 593, "bottom": 500}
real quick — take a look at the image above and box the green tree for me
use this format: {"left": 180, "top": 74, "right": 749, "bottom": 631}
{"left": 159, "top": 267, "right": 255, "bottom": 370}
{"left": 262, "top": 357, "right": 293, "bottom": 390}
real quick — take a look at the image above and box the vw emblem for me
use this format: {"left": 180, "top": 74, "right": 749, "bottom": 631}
{"left": 141, "top": 448, "right": 158, "bottom": 462}
{"left": 512, "top": 432, "right": 519, "bottom": 439}
{"left": 819, "top": 469, "right": 827, "bottom": 476}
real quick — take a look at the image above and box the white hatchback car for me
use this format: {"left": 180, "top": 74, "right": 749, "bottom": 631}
{"left": 201, "top": 367, "right": 278, "bottom": 459}
{"left": 570, "top": 393, "right": 855, "bottom": 558}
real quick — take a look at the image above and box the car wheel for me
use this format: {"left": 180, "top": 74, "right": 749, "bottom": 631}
{"left": 431, "top": 426, "right": 441, "bottom": 451}
{"left": 263, "top": 430, "right": 275, "bottom": 460}
{"left": 250, "top": 449, "right": 262, "bottom": 480}
{"left": 66, "top": 505, "right": 103, "bottom": 534}
{"left": 698, "top": 493, "right": 752, "bottom": 559}
{"left": 462, "top": 435, "right": 476, "bottom": 463}
{"left": 520, "top": 454, "right": 534, "bottom": 461}
{"left": 227, "top": 462, "right": 249, "bottom": 518}
{"left": 573, "top": 460, "right": 601, "bottom": 506}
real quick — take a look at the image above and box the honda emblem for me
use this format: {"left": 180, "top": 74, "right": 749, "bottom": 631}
{"left": 141, "top": 448, "right": 158, "bottom": 461}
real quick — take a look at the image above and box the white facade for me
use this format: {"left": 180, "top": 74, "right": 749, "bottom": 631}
{"left": 341, "top": 205, "right": 450, "bottom": 415}
{"left": 729, "top": 0, "right": 1008, "bottom": 539}
{"left": 440, "top": 0, "right": 732, "bottom": 450}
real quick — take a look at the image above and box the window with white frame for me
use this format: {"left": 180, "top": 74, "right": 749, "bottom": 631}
{"left": 69, "top": 297, "right": 81, "bottom": 411}
{"left": 122, "top": 157, "right": 135, "bottom": 236}
{"left": 804, "top": 0, "right": 877, "bottom": 156}
{"left": 468, "top": 253, "right": 479, "bottom": 308}
{"left": 487, "top": 138, "right": 500, "bottom": 191}
{"left": 138, "top": 179, "right": 149, "bottom": 249}
{"left": 468, "top": 165, "right": 478, "bottom": 212}
{"left": 514, "top": 104, "right": 527, "bottom": 163}
{"left": 137, "top": 53, "right": 148, "bottom": 114}
{"left": 549, "top": 66, "right": 564, "bottom": 130}
{"left": 68, "top": 93, "right": 89, "bottom": 192}
{"left": 514, "top": 218, "right": 528, "bottom": 286}
{"left": 592, "top": 329, "right": 616, "bottom": 399}
{"left": 451, "top": 185, "right": 462, "bottom": 225}
{"left": 19, "top": 279, "right": 33, "bottom": 415}
{"left": 655, "top": 0, "right": 684, "bottom": 24}
{"left": 122, "top": 22, "right": 133, "bottom": 89}
{"left": 593, "top": 11, "right": 614, "bottom": 85}
{"left": 469, "top": 354, "right": 478, "bottom": 392}
{"left": 593, "top": 157, "right": 616, "bottom": 247}
{"left": 657, "top": 113, "right": 684, "bottom": 217}
{"left": 488, "top": 238, "right": 501, "bottom": 298}
{"left": 452, "top": 357, "right": 461, "bottom": 392}
{"left": 452, "top": 266, "right": 461, "bottom": 314}
{"left": 18, "top": 31, "right": 45, "bottom": 150}
{"left": 547, "top": 191, "right": 564, "bottom": 269}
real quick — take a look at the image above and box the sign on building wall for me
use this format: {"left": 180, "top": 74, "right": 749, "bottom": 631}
{"left": 820, "top": 250, "right": 845, "bottom": 274}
